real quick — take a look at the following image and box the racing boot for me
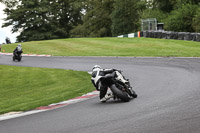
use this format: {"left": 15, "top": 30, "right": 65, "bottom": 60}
{"left": 128, "top": 87, "right": 137, "bottom": 98}
{"left": 100, "top": 93, "right": 114, "bottom": 102}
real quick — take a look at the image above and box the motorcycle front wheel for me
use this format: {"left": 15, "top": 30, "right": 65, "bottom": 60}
{"left": 18, "top": 57, "right": 21, "bottom": 61}
{"left": 13, "top": 56, "right": 15, "bottom": 61}
{"left": 110, "top": 84, "right": 130, "bottom": 102}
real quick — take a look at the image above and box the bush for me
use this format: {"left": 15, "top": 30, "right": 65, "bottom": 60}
{"left": 165, "top": 4, "right": 198, "bottom": 32}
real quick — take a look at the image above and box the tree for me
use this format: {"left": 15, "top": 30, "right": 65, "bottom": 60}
{"left": 165, "top": 4, "right": 198, "bottom": 32}
{"left": 152, "top": 0, "right": 174, "bottom": 13}
{"left": 149, "top": 0, "right": 199, "bottom": 12}
{"left": 70, "top": 0, "right": 114, "bottom": 37}
{"left": 1, "top": 0, "right": 83, "bottom": 42}
{"left": 192, "top": 6, "right": 200, "bottom": 32}
{"left": 141, "top": 8, "right": 168, "bottom": 24}
{"left": 111, "top": 0, "right": 141, "bottom": 36}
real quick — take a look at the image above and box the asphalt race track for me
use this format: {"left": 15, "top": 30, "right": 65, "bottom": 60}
{"left": 1, "top": 55, "right": 200, "bottom": 133}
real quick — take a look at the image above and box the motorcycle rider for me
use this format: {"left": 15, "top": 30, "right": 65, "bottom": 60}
{"left": 5, "top": 37, "right": 11, "bottom": 44}
{"left": 13, "top": 44, "right": 23, "bottom": 57}
{"left": 91, "top": 65, "right": 118, "bottom": 102}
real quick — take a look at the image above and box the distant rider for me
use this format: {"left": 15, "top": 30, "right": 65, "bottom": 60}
{"left": 5, "top": 37, "right": 11, "bottom": 44}
{"left": 91, "top": 65, "right": 118, "bottom": 102}
{"left": 13, "top": 44, "right": 23, "bottom": 57}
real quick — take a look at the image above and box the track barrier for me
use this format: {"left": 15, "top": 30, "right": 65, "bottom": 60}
{"left": 117, "top": 31, "right": 141, "bottom": 38}
{"left": 141, "top": 31, "right": 200, "bottom": 42}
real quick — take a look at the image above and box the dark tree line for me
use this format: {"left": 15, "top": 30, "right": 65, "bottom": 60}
{"left": 1, "top": 0, "right": 200, "bottom": 42}
{"left": 142, "top": 0, "right": 200, "bottom": 32}
{"left": 1, "top": 0, "right": 83, "bottom": 42}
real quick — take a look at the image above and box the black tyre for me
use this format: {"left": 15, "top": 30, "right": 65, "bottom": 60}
{"left": 18, "top": 56, "right": 22, "bottom": 61}
{"left": 13, "top": 56, "right": 15, "bottom": 61}
{"left": 110, "top": 84, "right": 130, "bottom": 102}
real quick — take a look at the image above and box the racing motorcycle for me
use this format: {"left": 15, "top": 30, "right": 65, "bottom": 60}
{"left": 13, "top": 52, "right": 22, "bottom": 61}
{"left": 101, "top": 70, "right": 137, "bottom": 102}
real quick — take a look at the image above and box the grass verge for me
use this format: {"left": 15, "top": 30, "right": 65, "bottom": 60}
{"left": 1, "top": 37, "right": 200, "bottom": 57}
{"left": 0, "top": 65, "right": 94, "bottom": 115}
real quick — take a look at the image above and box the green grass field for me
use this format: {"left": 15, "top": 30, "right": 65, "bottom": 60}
{"left": 2, "top": 37, "right": 200, "bottom": 57}
{"left": 0, "top": 65, "right": 94, "bottom": 114}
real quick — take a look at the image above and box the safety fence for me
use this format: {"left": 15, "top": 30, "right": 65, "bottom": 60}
{"left": 141, "top": 31, "right": 200, "bottom": 42}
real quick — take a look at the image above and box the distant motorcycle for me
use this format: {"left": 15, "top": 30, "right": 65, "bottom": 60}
{"left": 101, "top": 70, "right": 137, "bottom": 102}
{"left": 13, "top": 52, "right": 22, "bottom": 61}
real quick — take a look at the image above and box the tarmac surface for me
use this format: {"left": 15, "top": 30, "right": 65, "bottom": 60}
{"left": 1, "top": 55, "right": 200, "bottom": 133}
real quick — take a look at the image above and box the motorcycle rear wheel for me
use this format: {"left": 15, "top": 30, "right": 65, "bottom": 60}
{"left": 110, "top": 84, "right": 130, "bottom": 102}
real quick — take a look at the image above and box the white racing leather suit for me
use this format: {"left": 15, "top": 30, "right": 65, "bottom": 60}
{"left": 13, "top": 45, "right": 23, "bottom": 56}
{"left": 91, "top": 68, "right": 116, "bottom": 100}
